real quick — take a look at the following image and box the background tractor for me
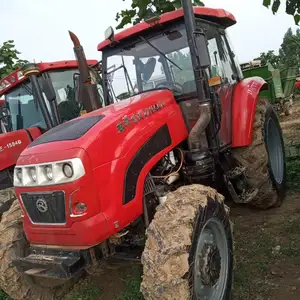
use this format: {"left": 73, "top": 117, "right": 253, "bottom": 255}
{"left": 1, "top": 1, "right": 287, "bottom": 300}
{"left": 0, "top": 59, "right": 103, "bottom": 189}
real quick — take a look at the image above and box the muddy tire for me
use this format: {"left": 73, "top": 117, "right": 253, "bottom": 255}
{"left": 0, "top": 188, "right": 74, "bottom": 300}
{"left": 232, "top": 98, "right": 286, "bottom": 209}
{"left": 141, "top": 184, "right": 233, "bottom": 300}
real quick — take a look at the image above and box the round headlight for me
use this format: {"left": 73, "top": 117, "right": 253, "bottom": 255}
{"left": 44, "top": 165, "right": 53, "bottom": 180}
{"left": 16, "top": 169, "right": 22, "bottom": 182}
{"left": 75, "top": 202, "right": 87, "bottom": 213}
{"left": 28, "top": 167, "right": 37, "bottom": 182}
{"left": 63, "top": 163, "right": 73, "bottom": 178}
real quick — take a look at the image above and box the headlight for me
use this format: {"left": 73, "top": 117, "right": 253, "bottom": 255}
{"left": 62, "top": 163, "right": 73, "bottom": 178}
{"left": 16, "top": 168, "right": 22, "bottom": 183}
{"left": 28, "top": 167, "right": 37, "bottom": 182}
{"left": 44, "top": 165, "right": 53, "bottom": 180}
{"left": 14, "top": 158, "right": 85, "bottom": 187}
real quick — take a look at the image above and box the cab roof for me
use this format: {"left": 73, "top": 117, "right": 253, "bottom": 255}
{"left": 97, "top": 7, "right": 236, "bottom": 51}
{"left": 0, "top": 59, "right": 98, "bottom": 96}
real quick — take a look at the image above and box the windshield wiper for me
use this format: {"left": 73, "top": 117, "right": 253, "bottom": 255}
{"left": 140, "top": 37, "right": 182, "bottom": 71}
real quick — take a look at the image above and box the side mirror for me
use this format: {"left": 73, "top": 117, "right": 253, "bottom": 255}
{"left": 41, "top": 78, "right": 56, "bottom": 102}
{"left": 105, "top": 26, "right": 115, "bottom": 41}
{"left": 194, "top": 31, "right": 210, "bottom": 68}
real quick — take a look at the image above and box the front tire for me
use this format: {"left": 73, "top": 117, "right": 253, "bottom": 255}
{"left": 232, "top": 98, "right": 286, "bottom": 209}
{"left": 141, "top": 185, "right": 233, "bottom": 300}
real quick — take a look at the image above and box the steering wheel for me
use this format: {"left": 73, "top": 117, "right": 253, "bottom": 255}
{"left": 155, "top": 81, "right": 184, "bottom": 94}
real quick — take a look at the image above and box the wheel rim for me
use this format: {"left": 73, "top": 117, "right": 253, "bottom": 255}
{"left": 193, "top": 217, "right": 229, "bottom": 300}
{"left": 266, "top": 118, "right": 284, "bottom": 184}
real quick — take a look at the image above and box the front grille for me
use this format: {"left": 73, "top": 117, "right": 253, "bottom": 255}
{"left": 21, "top": 191, "right": 66, "bottom": 224}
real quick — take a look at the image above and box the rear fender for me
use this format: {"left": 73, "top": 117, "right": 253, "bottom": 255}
{"left": 232, "top": 77, "right": 267, "bottom": 147}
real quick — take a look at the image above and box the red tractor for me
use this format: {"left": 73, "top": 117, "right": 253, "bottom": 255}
{"left": 4, "top": 2, "right": 286, "bottom": 300}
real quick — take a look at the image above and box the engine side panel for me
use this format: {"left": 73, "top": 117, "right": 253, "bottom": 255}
{"left": 232, "top": 77, "right": 267, "bottom": 147}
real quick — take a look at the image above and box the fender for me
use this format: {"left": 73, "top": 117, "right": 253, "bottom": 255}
{"left": 0, "top": 127, "right": 42, "bottom": 171}
{"left": 232, "top": 77, "right": 267, "bottom": 147}
{"left": 295, "top": 81, "right": 300, "bottom": 89}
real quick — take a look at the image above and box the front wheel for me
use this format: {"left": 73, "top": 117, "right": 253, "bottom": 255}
{"left": 141, "top": 184, "right": 233, "bottom": 300}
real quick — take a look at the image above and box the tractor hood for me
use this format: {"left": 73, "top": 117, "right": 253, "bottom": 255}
{"left": 17, "top": 89, "right": 178, "bottom": 166}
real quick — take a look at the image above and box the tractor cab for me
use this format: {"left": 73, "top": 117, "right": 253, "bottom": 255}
{"left": 100, "top": 8, "right": 242, "bottom": 106}
{"left": 0, "top": 60, "right": 104, "bottom": 134}
{"left": 99, "top": 8, "right": 244, "bottom": 148}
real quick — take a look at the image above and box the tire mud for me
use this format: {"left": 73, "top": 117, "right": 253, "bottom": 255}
{"left": 141, "top": 184, "right": 227, "bottom": 300}
{"left": 232, "top": 98, "right": 282, "bottom": 209}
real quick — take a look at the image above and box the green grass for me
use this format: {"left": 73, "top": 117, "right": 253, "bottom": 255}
{"left": 64, "top": 282, "right": 101, "bottom": 300}
{"left": 286, "top": 157, "right": 300, "bottom": 191}
{"left": 0, "top": 290, "right": 11, "bottom": 300}
{"left": 115, "top": 275, "right": 143, "bottom": 300}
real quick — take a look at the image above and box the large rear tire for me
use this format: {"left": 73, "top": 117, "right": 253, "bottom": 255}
{"left": 0, "top": 188, "right": 74, "bottom": 300}
{"left": 141, "top": 184, "right": 233, "bottom": 300}
{"left": 232, "top": 98, "right": 286, "bottom": 209}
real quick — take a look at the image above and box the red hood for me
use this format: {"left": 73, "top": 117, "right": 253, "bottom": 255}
{"left": 17, "top": 89, "right": 177, "bottom": 165}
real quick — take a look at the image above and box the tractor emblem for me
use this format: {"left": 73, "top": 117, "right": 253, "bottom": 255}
{"left": 36, "top": 198, "right": 48, "bottom": 213}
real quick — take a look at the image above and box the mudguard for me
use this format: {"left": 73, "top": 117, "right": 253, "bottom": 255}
{"left": 232, "top": 77, "right": 267, "bottom": 147}
{"left": 0, "top": 128, "right": 42, "bottom": 171}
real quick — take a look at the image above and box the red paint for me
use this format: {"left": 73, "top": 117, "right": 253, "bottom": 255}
{"left": 218, "top": 84, "right": 236, "bottom": 146}
{"left": 15, "top": 90, "right": 188, "bottom": 246}
{"left": 0, "top": 128, "right": 42, "bottom": 171}
{"left": 232, "top": 77, "right": 267, "bottom": 147}
{"left": 0, "top": 60, "right": 98, "bottom": 97}
{"left": 295, "top": 81, "right": 300, "bottom": 89}
{"left": 97, "top": 7, "right": 236, "bottom": 51}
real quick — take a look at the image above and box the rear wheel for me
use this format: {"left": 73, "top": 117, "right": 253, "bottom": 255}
{"left": 141, "top": 184, "right": 233, "bottom": 300}
{"left": 0, "top": 188, "right": 74, "bottom": 300}
{"left": 232, "top": 98, "right": 286, "bottom": 209}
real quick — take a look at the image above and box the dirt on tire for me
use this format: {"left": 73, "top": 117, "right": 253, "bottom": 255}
{"left": 141, "top": 184, "right": 230, "bottom": 300}
{"left": 232, "top": 98, "right": 282, "bottom": 209}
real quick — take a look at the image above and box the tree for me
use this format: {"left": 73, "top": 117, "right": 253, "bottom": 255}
{"left": 279, "top": 27, "right": 300, "bottom": 68}
{"left": 263, "top": 0, "right": 300, "bottom": 24}
{"left": 115, "top": 0, "right": 204, "bottom": 29}
{"left": 255, "top": 50, "right": 281, "bottom": 67}
{"left": 0, "top": 40, "right": 28, "bottom": 78}
{"left": 116, "top": 0, "right": 300, "bottom": 30}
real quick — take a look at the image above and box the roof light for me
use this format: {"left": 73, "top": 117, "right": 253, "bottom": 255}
{"left": 144, "top": 14, "right": 161, "bottom": 26}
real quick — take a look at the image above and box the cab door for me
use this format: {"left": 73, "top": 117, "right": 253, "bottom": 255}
{"left": 207, "top": 30, "right": 242, "bottom": 146}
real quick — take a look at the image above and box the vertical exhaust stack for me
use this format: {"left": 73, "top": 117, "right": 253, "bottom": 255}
{"left": 69, "top": 31, "right": 102, "bottom": 112}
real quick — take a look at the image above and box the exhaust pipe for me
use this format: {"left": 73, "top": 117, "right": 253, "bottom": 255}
{"left": 69, "top": 31, "right": 102, "bottom": 112}
{"left": 188, "top": 103, "right": 211, "bottom": 150}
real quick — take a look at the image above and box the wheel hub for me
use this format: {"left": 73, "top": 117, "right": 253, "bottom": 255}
{"left": 193, "top": 218, "right": 229, "bottom": 300}
{"left": 199, "top": 244, "right": 221, "bottom": 286}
